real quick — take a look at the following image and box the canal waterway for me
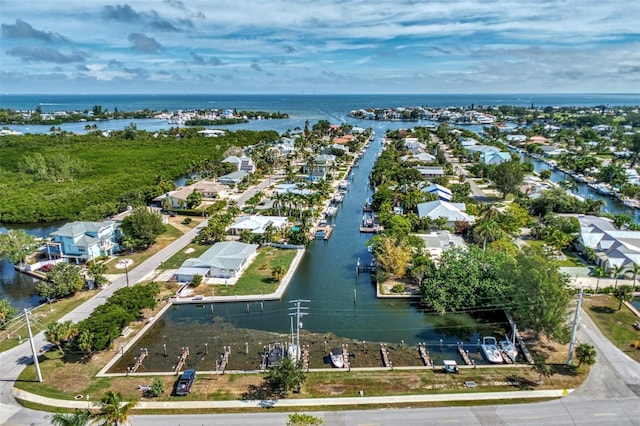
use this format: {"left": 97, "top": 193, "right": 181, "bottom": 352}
{"left": 513, "top": 150, "right": 639, "bottom": 221}
{"left": 112, "top": 122, "right": 508, "bottom": 373}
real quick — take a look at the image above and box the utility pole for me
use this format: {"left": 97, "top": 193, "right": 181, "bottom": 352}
{"left": 289, "top": 299, "right": 309, "bottom": 361}
{"left": 566, "top": 287, "right": 584, "bottom": 366}
{"left": 24, "top": 309, "right": 43, "bottom": 382}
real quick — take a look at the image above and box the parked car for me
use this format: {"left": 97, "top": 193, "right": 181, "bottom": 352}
{"left": 174, "top": 369, "right": 196, "bottom": 396}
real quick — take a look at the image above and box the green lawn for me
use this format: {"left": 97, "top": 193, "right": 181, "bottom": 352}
{"left": 159, "top": 243, "right": 212, "bottom": 270}
{"left": 583, "top": 294, "right": 640, "bottom": 363}
{"left": 214, "top": 248, "right": 297, "bottom": 296}
{"left": 104, "top": 224, "right": 184, "bottom": 274}
{"left": 0, "top": 291, "right": 97, "bottom": 353}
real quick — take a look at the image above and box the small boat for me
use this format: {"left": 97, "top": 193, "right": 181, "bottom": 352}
{"left": 330, "top": 348, "right": 344, "bottom": 368}
{"left": 499, "top": 338, "right": 518, "bottom": 362}
{"left": 267, "top": 343, "right": 283, "bottom": 367}
{"left": 480, "top": 336, "right": 503, "bottom": 364}
{"left": 288, "top": 344, "right": 299, "bottom": 361}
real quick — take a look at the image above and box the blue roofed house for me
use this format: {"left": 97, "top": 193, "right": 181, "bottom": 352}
{"left": 48, "top": 221, "right": 120, "bottom": 264}
{"left": 480, "top": 151, "right": 512, "bottom": 165}
{"left": 422, "top": 183, "right": 453, "bottom": 201}
{"left": 172, "top": 241, "right": 259, "bottom": 282}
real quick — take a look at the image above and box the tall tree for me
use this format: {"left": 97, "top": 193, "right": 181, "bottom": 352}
{"left": 87, "top": 261, "right": 108, "bottom": 288}
{"left": 0, "top": 229, "right": 39, "bottom": 267}
{"left": 265, "top": 356, "right": 306, "bottom": 398}
{"left": 95, "top": 391, "right": 137, "bottom": 426}
{"left": 592, "top": 266, "right": 607, "bottom": 293}
{"left": 0, "top": 299, "right": 18, "bottom": 330}
{"left": 36, "top": 263, "right": 84, "bottom": 299}
{"left": 611, "top": 264, "right": 626, "bottom": 290}
{"left": 626, "top": 262, "right": 640, "bottom": 292}
{"left": 614, "top": 285, "right": 633, "bottom": 310}
{"left": 488, "top": 160, "right": 524, "bottom": 199}
{"left": 120, "top": 207, "right": 165, "bottom": 250}
{"left": 510, "top": 246, "right": 572, "bottom": 340}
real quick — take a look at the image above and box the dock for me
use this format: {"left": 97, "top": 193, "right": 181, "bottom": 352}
{"left": 355, "top": 258, "right": 377, "bottom": 273}
{"left": 418, "top": 343, "right": 431, "bottom": 367}
{"left": 219, "top": 346, "right": 231, "bottom": 373}
{"left": 342, "top": 344, "right": 350, "bottom": 369}
{"left": 315, "top": 224, "right": 333, "bottom": 240}
{"left": 380, "top": 343, "right": 390, "bottom": 367}
{"left": 174, "top": 347, "right": 189, "bottom": 373}
{"left": 129, "top": 348, "right": 149, "bottom": 373}
{"left": 457, "top": 344, "right": 472, "bottom": 365}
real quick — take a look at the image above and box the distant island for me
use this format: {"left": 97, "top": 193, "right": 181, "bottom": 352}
{"left": 0, "top": 105, "right": 289, "bottom": 126}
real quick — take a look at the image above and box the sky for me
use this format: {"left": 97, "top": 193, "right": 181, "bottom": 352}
{"left": 1, "top": 0, "right": 639, "bottom": 94}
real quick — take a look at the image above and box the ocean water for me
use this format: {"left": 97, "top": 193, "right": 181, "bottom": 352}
{"left": 1, "top": 93, "right": 639, "bottom": 115}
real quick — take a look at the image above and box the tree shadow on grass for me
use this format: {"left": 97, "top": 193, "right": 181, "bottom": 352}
{"left": 241, "top": 381, "right": 275, "bottom": 400}
{"left": 505, "top": 374, "right": 537, "bottom": 390}
{"left": 589, "top": 305, "right": 615, "bottom": 314}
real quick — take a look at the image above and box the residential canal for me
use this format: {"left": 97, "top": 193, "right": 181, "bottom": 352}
{"left": 513, "top": 150, "right": 639, "bottom": 222}
{"left": 114, "top": 122, "right": 505, "bottom": 373}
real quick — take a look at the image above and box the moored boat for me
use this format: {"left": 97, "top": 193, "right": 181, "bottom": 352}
{"left": 330, "top": 348, "right": 344, "bottom": 368}
{"left": 480, "top": 336, "right": 503, "bottom": 363}
{"left": 499, "top": 338, "right": 518, "bottom": 362}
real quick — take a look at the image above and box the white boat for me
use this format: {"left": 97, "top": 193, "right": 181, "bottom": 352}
{"left": 288, "top": 344, "right": 299, "bottom": 361}
{"left": 499, "top": 339, "right": 518, "bottom": 362}
{"left": 338, "top": 180, "right": 349, "bottom": 190}
{"left": 480, "top": 337, "right": 503, "bottom": 363}
{"left": 330, "top": 348, "right": 344, "bottom": 368}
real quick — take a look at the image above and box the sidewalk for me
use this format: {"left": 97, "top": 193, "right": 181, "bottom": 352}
{"left": 14, "top": 387, "right": 572, "bottom": 411}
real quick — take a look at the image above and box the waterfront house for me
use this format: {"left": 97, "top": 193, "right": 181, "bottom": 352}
{"left": 400, "top": 152, "right": 436, "bottom": 163}
{"left": 222, "top": 155, "right": 256, "bottom": 174}
{"left": 573, "top": 215, "right": 640, "bottom": 273}
{"left": 303, "top": 154, "right": 336, "bottom": 174}
{"left": 154, "top": 181, "right": 228, "bottom": 209}
{"left": 307, "top": 169, "right": 327, "bottom": 182}
{"left": 480, "top": 151, "right": 512, "bottom": 165}
{"left": 415, "top": 231, "right": 466, "bottom": 262}
{"left": 274, "top": 183, "right": 315, "bottom": 196}
{"left": 49, "top": 221, "right": 120, "bottom": 264}
{"left": 197, "top": 129, "right": 226, "bottom": 137}
{"left": 416, "top": 200, "right": 474, "bottom": 227}
{"left": 172, "top": 241, "right": 259, "bottom": 282}
{"left": 218, "top": 170, "right": 249, "bottom": 186}
{"left": 227, "top": 215, "right": 289, "bottom": 236}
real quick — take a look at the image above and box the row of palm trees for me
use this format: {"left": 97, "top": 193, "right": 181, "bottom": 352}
{"left": 592, "top": 262, "right": 640, "bottom": 292}
{"left": 51, "top": 391, "right": 136, "bottom": 426}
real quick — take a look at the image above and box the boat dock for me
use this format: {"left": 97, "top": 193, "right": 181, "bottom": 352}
{"left": 380, "top": 343, "right": 391, "bottom": 367}
{"left": 174, "top": 347, "right": 189, "bottom": 373}
{"left": 219, "top": 346, "right": 231, "bottom": 373}
{"left": 129, "top": 348, "right": 149, "bottom": 373}
{"left": 418, "top": 343, "right": 431, "bottom": 367}
{"left": 355, "top": 257, "right": 377, "bottom": 273}
{"left": 457, "top": 344, "right": 472, "bottom": 365}
{"left": 341, "top": 344, "right": 350, "bottom": 369}
{"left": 315, "top": 223, "right": 333, "bottom": 240}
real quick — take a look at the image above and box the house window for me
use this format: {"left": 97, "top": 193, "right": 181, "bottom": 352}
{"left": 220, "top": 269, "right": 226, "bottom": 274}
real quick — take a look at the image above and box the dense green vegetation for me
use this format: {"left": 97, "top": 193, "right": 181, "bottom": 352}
{"left": 0, "top": 129, "right": 278, "bottom": 223}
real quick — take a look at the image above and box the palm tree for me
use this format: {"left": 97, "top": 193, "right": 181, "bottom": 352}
{"left": 472, "top": 219, "right": 504, "bottom": 251}
{"left": 271, "top": 264, "right": 286, "bottom": 281}
{"left": 592, "top": 266, "right": 607, "bottom": 293}
{"left": 95, "top": 391, "right": 137, "bottom": 426}
{"left": 614, "top": 285, "right": 633, "bottom": 310}
{"left": 50, "top": 409, "right": 91, "bottom": 426}
{"left": 87, "top": 261, "right": 108, "bottom": 288}
{"left": 611, "top": 264, "right": 626, "bottom": 290}
{"left": 575, "top": 343, "right": 597, "bottom": 367}
{"left": 626, "top": 262, "right": 640, "bottom": 292}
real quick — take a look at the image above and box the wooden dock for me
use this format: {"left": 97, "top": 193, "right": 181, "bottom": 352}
{"left": 341, "top": 344, "right": 350, "bottom": 369}
{"left": 129, "top": 348, "right": 149, "bottom": 373}
{"left": 219, "top": 346, "right": 231, "bottom": 373}
{"left": 516, "top": 334, "right": 534, "bottom": 364}
{"left": 315, "top": 224, "right": 333, "bottom": 240}
{"left": 174, "top": 347, "right": 189, "bottom": 373}
{"left": 418, "top": 343, "right": 431, "bottom": 367}
{"left": 457, "top": 344, "right": 472, "bottom": 365}
{"left": 356, "top": 258, "right": 377, "bottom": 273}
{"left": 380, "top": 343, "right": 390, "bottom": 367}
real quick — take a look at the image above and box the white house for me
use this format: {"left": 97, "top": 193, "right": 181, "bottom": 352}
{"left": 222, "top": 155, "right": 256, "bottom": 174}
{"left": 218, "top": 170, "right": 249, "bottom": 185}
{"left": 416, "top": 200, "right": 474, "bottom": 227}
{"left": 172, "top": 241, "right": 259, "bottom": 282}
{"left": 481, "top": 151, "right": 512, "bottom": 165}
{"left": 415, "top": 166, "right": 445, "bottom": 178}
{"left": 228, "top": 215, "right": 289, "bottom": 235}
